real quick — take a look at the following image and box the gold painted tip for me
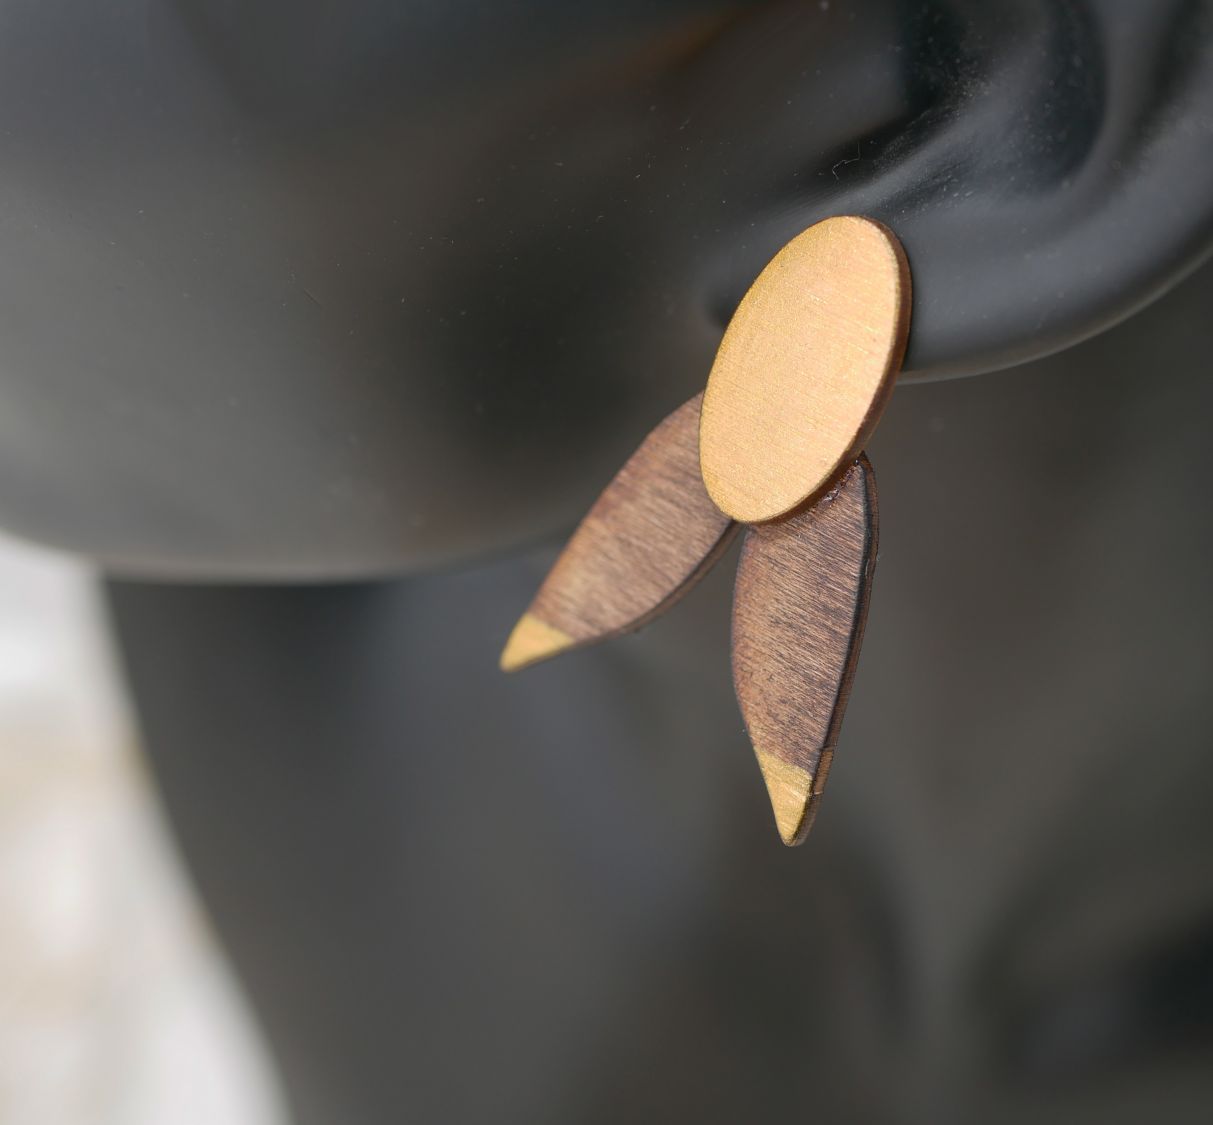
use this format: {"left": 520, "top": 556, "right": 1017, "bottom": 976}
{"left": 754, "top": 749, "right": 814, "bottom": 846}
{"left": 499, "top": 613, "right": 575, "bottom": 672}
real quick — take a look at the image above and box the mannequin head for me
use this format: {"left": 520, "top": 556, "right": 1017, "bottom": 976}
{"left": 0, "top": 0, "right": 1210, "bottom": 575}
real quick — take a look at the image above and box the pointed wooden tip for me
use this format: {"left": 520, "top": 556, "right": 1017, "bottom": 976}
{"left": 755, "top": 750, "right": 814, "bottom": 847}
{"left": 499, "top": 613, "right": 575, "bottom": 672}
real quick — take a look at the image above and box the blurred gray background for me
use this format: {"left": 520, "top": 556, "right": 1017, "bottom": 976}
{"left": 0, "top": 535, "right": 284, "bottom": 1124}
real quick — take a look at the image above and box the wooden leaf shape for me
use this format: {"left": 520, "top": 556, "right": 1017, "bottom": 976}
{"left": 732, "top": 456, "right": 878, "bottom": 845}
{"left": 700, "top": 216, "right": 909, "bottom": 523}
{"left": 501, "top": 394, "right": 736, "bottom": 672}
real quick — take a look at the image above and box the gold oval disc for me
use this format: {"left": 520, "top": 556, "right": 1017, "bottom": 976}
{"left": 699, "top": 215, "right": 910, "bottom": 524}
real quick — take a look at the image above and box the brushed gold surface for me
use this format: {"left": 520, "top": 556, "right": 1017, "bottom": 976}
{"left": 499, "top": 613, "right": 575, "bottom": 672}
{"left": 699, "top": 216, "right": 910, "bottom": 524}
{"left": 753, "top": 749, "right": 814, "bottom": 846}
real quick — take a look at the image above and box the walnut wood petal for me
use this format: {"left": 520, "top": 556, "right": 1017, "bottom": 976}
{"left": 501, "top": 394, "right": 736, "bottom": 672}
{"left": 731, "top": 456, "right": 878, "bottom": 846}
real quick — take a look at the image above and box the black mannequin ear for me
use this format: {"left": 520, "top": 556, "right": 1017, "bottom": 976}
{"left": 680, "top": 0, "right": 1213, "bottom": 381}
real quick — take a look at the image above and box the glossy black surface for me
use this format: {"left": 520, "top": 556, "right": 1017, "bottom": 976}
{"left": 1, "top": 1, "right": 1211, "bottom": 575}
{"left": 108, "top": 257, "right": 1213, "bottom": 1124}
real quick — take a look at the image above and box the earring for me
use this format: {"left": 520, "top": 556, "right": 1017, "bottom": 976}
{"left": 500, "top": 215, "right": 911, "bottom": 846}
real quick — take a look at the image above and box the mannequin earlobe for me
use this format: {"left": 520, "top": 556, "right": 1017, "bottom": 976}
{"left": 695, "top": 0, "right": 1213, "bottom": 381}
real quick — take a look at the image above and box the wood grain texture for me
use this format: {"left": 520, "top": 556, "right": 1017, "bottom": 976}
{"left": 732, "top": 455, "right": 878, "bottom": 846}
{"left": 501, "top": 394, "right": 736, "bottom": 672}
{"left": 700, "top": 216, "right": 909, "bottom": 524}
